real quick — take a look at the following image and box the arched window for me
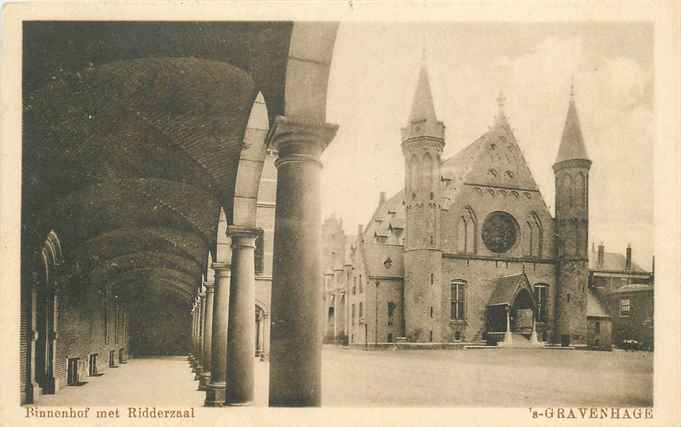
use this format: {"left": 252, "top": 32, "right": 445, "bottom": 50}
{"left": 423, "top": 152, "right": 433, "bottom": 193}
{"left": 450, "top": 280, "right": 466, "bottom": 320}
{"left": 409, "top": 154, "right": 419, "bottom": 194}
{"left": 527, "top": 212, "right": 543, "bottom": 257}
{"left": 457, "top": 207, "right": 477, "bottom": 254}
{"left": 575, "top": 172, "right": 586, "bottom": 208}
{"left": 533, "top": 283, "right": 549, "bottom": 322}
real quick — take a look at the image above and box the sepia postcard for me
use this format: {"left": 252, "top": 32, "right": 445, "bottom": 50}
{"left": 1, "top": 1, "right": 680, "bottom": 426}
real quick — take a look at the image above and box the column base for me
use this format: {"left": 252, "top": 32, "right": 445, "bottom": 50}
{"left": 204, "top": 382, "right": 227, "bottom": 407}
{"left": 224, "top": 400, "right": 253, "bottom": 407}
{"left": 198, "top": 372, "right": 210, "bottom": 391}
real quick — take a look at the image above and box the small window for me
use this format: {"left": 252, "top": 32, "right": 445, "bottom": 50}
{"left": 619, "top": 298, "right": 631, "bottom": 317}
{"left": 352, "top": 286, "right": 356, "bottom": 295}
{"left": 387, "top": 302, "right": 396, "bottom": 326}
{"left": 430, "top": 306, "right": 433, "bottom": 318}
{"left": 352, "top": 304, "right": 356, "bottom": 325}
{"left": 534, "top": 284, "right": 548, "bottom": 322}
{"left": 429, "top": 331, "right": 433, "bottom": 342}
{"left": 450, "top": 281, "right": 466, "bottom": 320}
{"left": 359, "top": 302, "right": 363, "bottom": 318}
{"left": 430, "top": 273, "right": 434, "bottom": 285}
{"left": 594, "top": 320, "right": 601, "bottom": 334}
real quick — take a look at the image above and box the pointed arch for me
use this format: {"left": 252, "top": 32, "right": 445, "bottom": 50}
{"left": 457, "top": 206, "right": 477, "bottom": 254}
{"left": 409, "top": 154, "right": 419, "bottom": 196}
{"left": 422, "top": 152, "right": 434, "bottom": 195}
{"left": 574, "top": 172, "right": 586, "bottom": 208}
{"left": 526, "top": 212, "right": 543, "bottom": 257}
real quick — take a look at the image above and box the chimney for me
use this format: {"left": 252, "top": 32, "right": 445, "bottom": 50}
{"left": 625, "top": 243, "right": 632, "bottom": 271}
{"left": 379, "top": 191, "right": 386, "bottom": 205}
{"left": 597, "top": 242, "right": 605, "bottom": 269}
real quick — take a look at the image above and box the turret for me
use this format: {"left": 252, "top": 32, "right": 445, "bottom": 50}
{"left": 553, "top": 83, "right": 591, "bottom": 347}
{"left": 401, "top": 56, "right": 445, "bottom": 342}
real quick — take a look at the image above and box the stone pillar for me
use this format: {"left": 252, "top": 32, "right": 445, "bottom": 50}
{"left": 205, "top": 262, "right": 231, "bottom": 407}
{"left": 225, "top": 226, "right": 257, "bottom": 406}
{"left": 199, "top": 281, "right": 215, "bottom": 390}
{"left": 191, "top": 300, "right": 199, "bottom": 370}
{"left": 266, "top": 117, "right": 338, "bottom": 407}
{"left": 189, "top": 305, "right": 195, "bottom": 363}
{"left": 194, "top": 291, "right": 204, "bottom": 380}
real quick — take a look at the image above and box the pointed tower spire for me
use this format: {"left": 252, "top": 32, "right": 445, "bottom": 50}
{"left": 555, "top": 82, "right": 590, "bottom": 164}
{"left": 494, "top": 91, "right": 509, "bottom": 128}
{"left": 408, "top": 60, "right": 438, "bottom": 124}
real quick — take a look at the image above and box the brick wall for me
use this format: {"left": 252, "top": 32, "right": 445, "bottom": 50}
{"left": 128, "top": 298, "right": 189, "bottom": 356}
{"left": 440, "top": 258, "right": 556, "bottom": 342}
{"left": 54, "top": 285, "right": 129, "bottom": 392}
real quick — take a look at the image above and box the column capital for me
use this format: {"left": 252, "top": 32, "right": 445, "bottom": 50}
{"left": 265, "top": 116, "right": 338, "bottom": 168}
{"left": 211, "top": 262, "right": 232, "bottom": 277}
{"left": 204, "top": 281, "right": 216, "bottom": 292}
{"left": 227, "top": 225, "right": 259, "bottom": 249}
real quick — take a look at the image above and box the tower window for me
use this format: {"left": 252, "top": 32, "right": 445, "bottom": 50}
{"left": 430, "top": 306, "right": 433, "bottom": 318}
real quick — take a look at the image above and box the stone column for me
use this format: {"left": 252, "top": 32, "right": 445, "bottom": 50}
{"left": 266, "top": 117, "right": 338, "bottom": 407}
{"left": 199, "top": 281, "right": 215, "bottom": 390}
{"left": 225, "top": 226, "right": 257, "bottom": 406}
{"left": 191, "top": 300, "right": 199, "bottom": 370}
{"left": 194, "top": 291, "right": 204, "bottom": 380}
{"left": 189, "top": 305, "right": 195, "bottom": 363}
{"left": 205, "top": 262, "right": 231, "bottom": 407}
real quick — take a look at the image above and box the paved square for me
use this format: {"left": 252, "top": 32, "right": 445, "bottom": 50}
{"left": 320, "top": 346, "right": 653, "bottom": 407}
{"left": 30, "top": 348, "right": 652, "bottom": 407}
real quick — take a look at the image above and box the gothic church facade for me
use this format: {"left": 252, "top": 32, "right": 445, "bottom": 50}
{"left": 322, "top": 62, "right": 600, "bottom": 347}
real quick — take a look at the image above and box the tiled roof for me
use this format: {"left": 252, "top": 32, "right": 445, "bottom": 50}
{"left": 555, "top": 98, "right": 590, "bottom": 163}
{"left": 589, "top": 250, "right": 647, "bottom": 273}
{"left": 487, "top": 273, "right": 530, "bottom": 306}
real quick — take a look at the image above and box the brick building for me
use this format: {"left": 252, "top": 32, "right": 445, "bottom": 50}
{"left": 589, "top": 243, "right": 654, "bottom": 350}
{"left": 322, "top": 61, "right": 652, "bottom": 350}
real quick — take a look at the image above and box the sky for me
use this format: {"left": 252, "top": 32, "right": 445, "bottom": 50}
{"left": 321, "top": 22, "right": 654, "bottom": 269}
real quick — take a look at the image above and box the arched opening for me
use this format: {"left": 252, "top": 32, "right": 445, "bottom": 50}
{"left": 33, "top": 230, "right": 63, "bottom": 396}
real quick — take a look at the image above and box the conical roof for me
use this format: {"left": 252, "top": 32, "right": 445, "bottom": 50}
{"left": 555, "top": 94, "right": 590, "bottom": 163}
{"left": 408, "top": 63, "right": 437, "bottom": 123}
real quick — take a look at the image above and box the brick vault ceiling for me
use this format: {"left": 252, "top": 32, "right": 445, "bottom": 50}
{"left": 22, "top": 22, "right": 293, "bottom": 307}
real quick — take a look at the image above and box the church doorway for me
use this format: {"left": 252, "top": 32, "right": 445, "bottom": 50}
{"left": 485, "top": 273, "right": 538, "bottom": 345}
{"left": 511, "top": 288, "right": 534, "bottom": 336}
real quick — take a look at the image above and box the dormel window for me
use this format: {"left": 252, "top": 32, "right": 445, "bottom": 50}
{"left": 383, "top": 257, "right": 392, "bottom": 269}
{"left": 450, "top": 280, "right": 466, "bottom": 321}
